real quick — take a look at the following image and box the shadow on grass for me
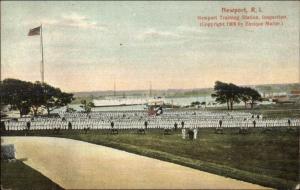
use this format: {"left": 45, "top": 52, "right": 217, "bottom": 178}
{"left": 1, "top": 159, "right": 64, "bottom": 190}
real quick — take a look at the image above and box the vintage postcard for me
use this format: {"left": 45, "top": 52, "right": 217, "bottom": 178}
{"left": 1, "top": 1, "right": 299, "bottom": 189}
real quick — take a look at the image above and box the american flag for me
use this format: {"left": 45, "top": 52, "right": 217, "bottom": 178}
{"left": 28, "top": 26, "right": 41, "bottom": 36}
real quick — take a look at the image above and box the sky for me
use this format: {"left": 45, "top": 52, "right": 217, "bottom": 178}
{"left": 1, "top": 1, "right": 299, "bottom": 92}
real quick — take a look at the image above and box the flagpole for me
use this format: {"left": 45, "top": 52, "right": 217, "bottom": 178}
{"left": 40, "top": 24, "right": 44, "bottom": 84}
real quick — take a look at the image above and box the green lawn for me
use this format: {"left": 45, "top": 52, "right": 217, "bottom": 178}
{"left": 3, "top": 127, "right": 299, "bottom": 189}
{"left": 207, "top": 103, "right": 300, "bottom": 119}
{"left": 1, "top": 160, "right": 63, "bottom": 190}
{"left": 252, "top": 103, "right": 300, "bottom": 118}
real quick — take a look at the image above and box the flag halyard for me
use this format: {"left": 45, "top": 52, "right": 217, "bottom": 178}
{"left": 28, "top": 26, "right": 41, "bottom": 36}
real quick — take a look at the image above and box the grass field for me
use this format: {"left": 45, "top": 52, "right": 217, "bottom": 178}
{"left": 207, "top": 103, "right": 300, "bottom": 119}
{"left": 252, "top": 103, "right": 300, "bottom": 118}
{"left": 2, "top": 127, "right": 299, "bottom": 189}
{"left": 1, "top": 160, "right": 63, "bottom": 190}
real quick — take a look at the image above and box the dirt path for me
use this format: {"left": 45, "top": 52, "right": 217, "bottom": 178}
{"left": 2, "top": 137, "right": 269, "bottom": 189}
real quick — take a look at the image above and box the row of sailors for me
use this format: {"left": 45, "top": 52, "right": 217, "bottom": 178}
{"left": 162, "top": 111, "right": 252, "bottom": 115}
{"left": 62, "top": 111, "right": 146, "bottom": 118}
{"left": 156, "top": 111, "right": 257, "bottom": 116}
{"left": 65, "top": 116, "right": 251, "bottom": 120}
{"left": 4, "top": 119, "right": 299, "bottom": 131}
{"left": 61, "top": 110, "right": 253, "bottom": 118}
{"left": 5, "top": 117, "right": 265, "bottom": 125}
{"left": 62, "top": 118, "right": 264, "bottom": 125}
{"left": 3, "top": 114, "right": 293, "bottom": 124}
{"left": 4, "top": 112, "right": 288, "bottom": 125}
{"left": 147, "top": 115, "right": 263, "bottom": 120}
{"left": 14, "top": 115, "right": 264, "bottom": 124}
{"left": 6, "top": 118, "right": 298, "bottom": 126}
{"left": 66, "top": 113, "right": 262, "bottom": 121}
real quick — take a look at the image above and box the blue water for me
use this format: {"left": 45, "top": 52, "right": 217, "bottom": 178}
{"left": 52, "top": 96, "right": 217, "bottom": 112}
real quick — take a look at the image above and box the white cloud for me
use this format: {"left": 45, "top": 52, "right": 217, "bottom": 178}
{"left": 176, "top": 25, "right": 203, "bottom": 34}
{"left": 135, "top": 26, "right": 211, "bottom": 43}
{"left": 42, "top": 12, "right": 107, "bottom": 31}
{"left": 136, "top": 28, "right": 181, "bottom": 41}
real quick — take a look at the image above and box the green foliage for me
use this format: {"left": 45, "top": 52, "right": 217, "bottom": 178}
{"left": 71, "top": 96, "right": 93, "bottom": 104}
{"left": 190, "top": 101, "right": 200, "bottom": 106}
{"left": 66, "top": 107, "right": 76, "bottom": 113}
{"left": 0, "top": 78, "right": 74, "bottom": 116}
{"left": 0, "top": 79, "right": 33, "bottom": 116}
{"left": 212, "top": 81, "right": 262, "bottom": 110}
{"left": 80, "top": 100, "right": 95, "bottom": 113}
{"left": 42, "top": 83, "right": 74, "bottom": 114}
{"left": 212, "top": 81, "right": 240, "bottom": 110}
{"left": 30, "top": 82, "right": 45, "bottom": 115}
{"left": 239, "top": 87, "right": 262, "bottom": 109}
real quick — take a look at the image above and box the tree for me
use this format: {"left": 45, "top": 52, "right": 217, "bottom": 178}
{"left": 239, "top": 87, "right": 262, "bottom": 109}
{"left": 239, "top": 87, "right": 251, "bottom": 108}
{"left": 30, "top": 82, "right": 45, "bottom": 115}
{"left": 247, "top": 88, "right": 262, "bottom": 109}
{"left": 80, "top": 100, "right": 95, "bottom": 113}
{"left": 0, "top": 79, "right": 33, "bottom": 117}
{"left": 1, "top": 78, "right": 74, "bottom": 116}
{"left": 42, "top": 84, "right": 74, "bottom": 115}
{"left": 212, "top": 81, "right": 262, "bottom": 110}
{"left": 211, "top": 81, "right": 240, "bottom": 110}
{"left": 227, "top": 83, "right": 241, "bottom": 110}
{"left": 29, "top": 82, "right": 74, "bottom": 115}
{"left": 190, "top": 101, "right": 200, "bottom": 107}
{"left": 211, "top": 81, "right": 230, "bottom": 110}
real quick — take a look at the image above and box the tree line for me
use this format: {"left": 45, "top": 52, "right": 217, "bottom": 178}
{"left": 0, "top": 78, "right": 262, "bottom": 116}
{"left": 212, "top": 81, "right": 262, "bottom": 110}
{"left": 0, "top": 78, "right": 74, "bottom": 117}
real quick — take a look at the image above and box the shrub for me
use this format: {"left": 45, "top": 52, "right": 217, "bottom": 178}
{"left": 1, "top": 144, "right": 15, "bottom": 160}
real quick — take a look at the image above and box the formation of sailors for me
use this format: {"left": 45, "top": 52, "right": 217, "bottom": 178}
{"left": 2, "top": 110, "right": 299, "bottom": 131}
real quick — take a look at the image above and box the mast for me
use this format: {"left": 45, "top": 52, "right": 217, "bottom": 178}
{"left": 114, "top": 79, "right": 116, "bottom": 97}
{"left": 149, "top": 81, "right": 152, "bottom": 97}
